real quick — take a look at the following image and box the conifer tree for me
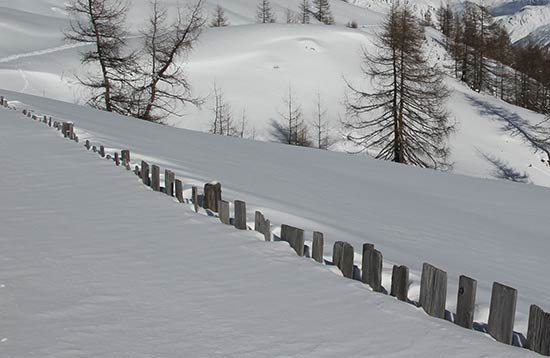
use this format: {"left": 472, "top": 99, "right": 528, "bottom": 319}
{"left": 256, "top": 0, "right": 275, "bottom": 23}
{"left": 312, "top": 0, "right": 334, "bottom": 25}
{"left": 344, "top": 4, "right": 453, "bottom": 169}
{"left": 299, "top": 0, "right": 311, "bottom": 24}
{"left": 211, "top": 5, "right": 229, "bottom": 27}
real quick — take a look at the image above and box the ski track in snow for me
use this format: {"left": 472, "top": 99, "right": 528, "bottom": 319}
{"left": 0, "top": 43, "right": 88, "bottom": 64}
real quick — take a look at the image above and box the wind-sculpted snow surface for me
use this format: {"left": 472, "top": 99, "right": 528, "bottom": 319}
{"left": 0, "top": 96, "right": 544, "bottom": 357}
{"left": 3, "top": 90, "right": 550, "bottom": 343}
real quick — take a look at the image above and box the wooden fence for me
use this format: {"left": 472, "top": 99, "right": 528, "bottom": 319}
{"left": 2, "top": 95, "right": 549, "bottom": 356}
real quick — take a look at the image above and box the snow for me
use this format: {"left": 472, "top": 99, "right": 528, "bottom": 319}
{"left": 3, "top": 88, "right": 550, "bottom": 342}
{"left": 0, "top": 96, "right": 544, "bottom": 358}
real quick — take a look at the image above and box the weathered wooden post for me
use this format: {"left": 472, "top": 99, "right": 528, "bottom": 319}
{"left": 92, "top": 146, "right": 97, "bottom": 152}
{"left": 419, "top": 263, "right": 447, "bottom": 319}
{"left": 165, "top": 170, "right": 175, "bottom": 196}
{"left": 369, "top": 249, "right": 383, "bottom": 292}
{"left": 280, "top": 224, "right": 305, "bottom": 256}
{"left": 85, "top": 140, "right": 91, "bottom": 150}
{"left": 62, "top": 122, "right": 74, "bottom": 138}
{"left": 175, "top": 179, "right": 184, "bottom": 203}
{"left": 234, "top": 200, "right": 247, "bottom": 230}
{"left": 390, "top": 265, "right": 409, "bottom": 301}
{"left": 526, "top": 304, "right": 550, "bottom": 355}
{"left": 141, "top": 161, "right": 150, "bottom": 186}
{"left": 455, "top": 275, "right": 477, "bottom": 329}
{"left": 332, "top": 241, "right": 344, "bottom": 267}
{"left": 114, "top": 152, "right": 120, "bottom": 166}
{"left": 263, "top": 218, "right": 271, "bottom": 242}
{"left": 361, "top": 243, "right": 375, "bottom": 284}
{"left": 487, "top": 282, "right": 517, "bottom": 345}
{"left": 254, "top": 211, "right": 263, "bottom": 233}
{"left": 203, "top": 182, "right": 222, "bottom": 212}
{"left": 312, "top": 231, "right": 324, "bottom": 264}
{"left": 219, "top": 200, "right": 230, "bottom": 225}
{"left": 192, "top": 186, "right": 198, "bottom": 212}
{"left": 150, "top": 165, "right": 160, "bottom": 191}
{"left": 0, "top": 96, "right": 3, "bottom": 105}
{"left": 99, "top": 145, "right": 105, "bottom": 158}
{"left": 340, "top": 242, "right": 354, "bottom": 279}
{"left": 48, "top": 118, "right": 52, "bottom": 127}
{"left": 121, "top": 150, "right": 130, "bottom": 166}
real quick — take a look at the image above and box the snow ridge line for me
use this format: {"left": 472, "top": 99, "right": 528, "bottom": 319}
{"left": 1, "top": 95, "right": 548, "bottom": 356}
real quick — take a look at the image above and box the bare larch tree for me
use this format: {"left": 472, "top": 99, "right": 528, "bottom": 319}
{"left": 65, "top": 0, "right": 135, "bottom": 113}
{"left": 344, "top": 4, "right": 454, "bottom": 169}
{"left": 256, "top": 0, "right": 275, "bottom": 23}
{"left": 133, "top": 0, "right": 205, "bottom": 122}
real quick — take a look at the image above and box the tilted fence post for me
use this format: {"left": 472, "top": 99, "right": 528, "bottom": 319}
{"left": 165, "top": 170, "right": 175, "bottom": 197}
{"left": 175, "top": 179, "right": 184, "bottom": 203}
{"left": 419, "top": 263, "right": 447, "bottom": 319}
{"left": 219, "top": 200, "right": 230, "bottom": 225}
{"left": 281, "top": 224, "right": 305, "bottom": 257}
{"left": 234, "top": 200, "right": 247, "bottom": 230}
{"left": 487, "top": 282, "right": 517, "bottom": 345}
{"left": 151, "top": 165, "right": 160, "bottom": 191}
{"left": 312, "top": 231, "right": 324, "bottom": 264}
{"left": 527, "top": 304, "right": 550, "bottom": 355}
{"left": 203, "top": 182, "right": 222, "bottom": 212}
{"left": 361, "top": 243, "right": 375, "bottom": 285}
{"left": 340, "top": 242, "right": 354, "bottom": 279}
{"left": 455, "top": 275, "right": 477, "bottom": 329}
{"left": 141, "top": 161, "right": 150, "bottom": 186}
{"left": 390, "top": 265, "right": 409, "bottom": 301}
{"left": 192, "top": 186, "right": 199, "bottom": 212}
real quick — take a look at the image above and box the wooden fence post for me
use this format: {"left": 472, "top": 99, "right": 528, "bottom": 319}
{"left": 332, "top": 241, "right": 344, "bottom": 267}
{"left": 92, "top": 146, "right": 97, "bottom": 152}
{"left": 175, "top": 179, "right": 184, "bottom": 203}
{"left": 390, "top": 265, "right": 409, "bottom": 301}
{"left": 312, "top": 231, "right": 324, "bottom": 264}
{"left": 203, "top": 182, "right": 222, "bottom": 212}
{"left": 254, "top": 211, "right": 263, "bottom": 232}
{"left": 114, "top": 152, "right": 120, "bottom": 166}
{"left": 85, "top": 140, "right": 90, "bottom": 150}
{"left": 526, "top": 304, "right": 550, "bottom": 355}
{"left": 369, "top": 249, "right": 383, "bottom": 292}
{"left": 141, "top": 161, "right": 150, "bottom": 186}
{"left": 121, "top": 150, "right": 130, "bottom": 166}
{"left": 280, "top": 224, "right": 305, "bottom": 256}
{"left": 361, "top": 243, "right": 375, "bottom": 285}
{"left": 151, "top": 165, "right": 160, "bottom": 191}
{"left": 419, "top": 263, "right": 447, "bottom": 319}
{"left": 192, "top": 186, "right": 199, "bottom": 212}
{"left": 62, "top": 122, "right": 73, "bottom": 138}
{"left": 234, "top": 200, "right": 247, "bottom": 230}
{"left": 165, "top": 170, "right": 175, "bottom": 197}
{"left": 219, "top": 200, "right": 230, "bottom": 225}
{"left": 99, "top": 145, "right": 105, "bottom": 158}
{"left": 455, "top": 275, "right": 477, "bottom": 329}
{"left": 487, "top": 282, "right": 517, "bottom": 345}
{"left": 341, "top": 242, "right": 354, "bottom": 279}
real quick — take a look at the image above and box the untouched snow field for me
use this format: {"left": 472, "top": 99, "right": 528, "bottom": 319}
{"left": 0, "top": 96, "right": 544, "bottom": 358}
{"left": 1, "top": 0, "right": 550, "bottom": 187}
{"left": 2, "top": 90, "right": 550, "bottom": 344}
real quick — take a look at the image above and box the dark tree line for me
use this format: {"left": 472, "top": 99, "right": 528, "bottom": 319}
{"left": 438, "top": 2, "right": 550, "bottom": 115}
{"left": 66, "top": 0, "right": 204, "bottom": 122}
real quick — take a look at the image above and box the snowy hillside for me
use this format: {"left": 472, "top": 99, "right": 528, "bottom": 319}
{"left": 0, "top": 0, "right": 550, "bottom": 188}
{"left": 1, "top": 93, "right": 548, "bottom": 357}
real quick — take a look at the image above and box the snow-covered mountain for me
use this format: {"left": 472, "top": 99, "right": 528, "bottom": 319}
{"left": 0, "top": 0, "right": 549, "bottom": 187}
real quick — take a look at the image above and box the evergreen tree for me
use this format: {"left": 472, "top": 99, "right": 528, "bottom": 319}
{"left": 256, "top": 0, "right": 275, "bottom": 23}
{"left": 312, "top": 0, "right": 334, "bottom": 25}
{"left": 210, "top": 4, "right": 229, "bottom": 27}
{"left": 298, "top": 0, "right": 310, "bottom": 24}
{"left": 344, "top": 4, "right": 453, "bottom": 169}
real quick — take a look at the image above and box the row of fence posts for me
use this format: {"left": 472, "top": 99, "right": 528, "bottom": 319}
{"left": 4, "top": 95, "right": 550, "bottom": 356}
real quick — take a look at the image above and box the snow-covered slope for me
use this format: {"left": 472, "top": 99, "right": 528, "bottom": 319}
{"left": 3, "top": 89, "right": 550, "bottom": 342}
{"left": 0, "top": 0, "right": 549, "bottom": 188}
{"left": 0, "top": 96, "right": 545, "bottom": 357}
